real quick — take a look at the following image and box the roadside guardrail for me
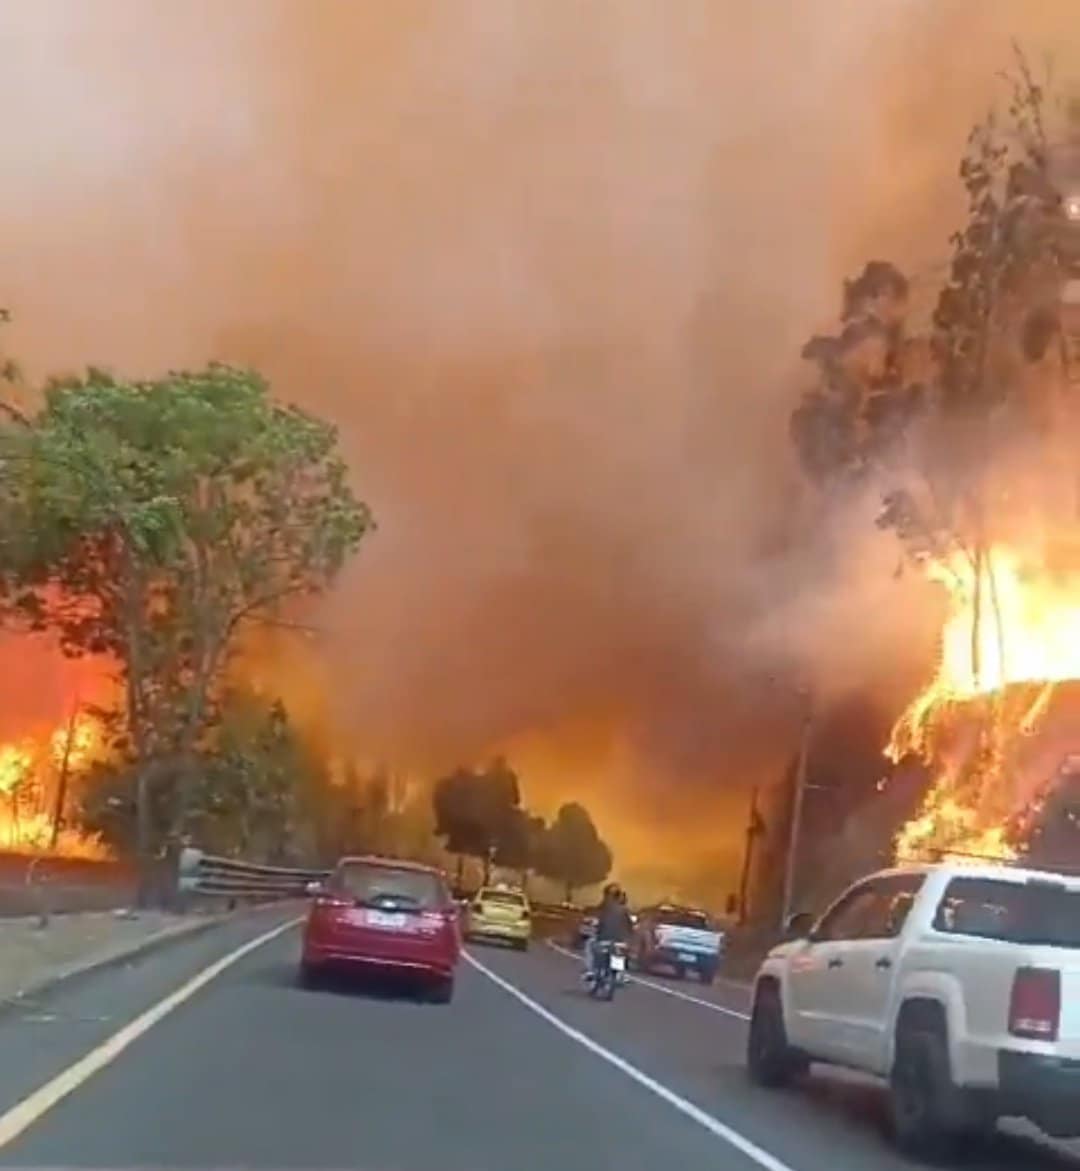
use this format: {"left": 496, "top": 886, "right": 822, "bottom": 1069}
{"left": 177, "top": 849, "right": 329, "bottom": 906}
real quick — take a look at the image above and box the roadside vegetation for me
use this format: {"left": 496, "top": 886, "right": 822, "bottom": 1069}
{"left": 0, "top": 322, "right": 616, "bottom": 902}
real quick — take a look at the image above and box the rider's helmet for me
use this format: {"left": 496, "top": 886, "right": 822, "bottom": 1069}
{"left": 603, "top": 882, "right": 621, "bottom": 901}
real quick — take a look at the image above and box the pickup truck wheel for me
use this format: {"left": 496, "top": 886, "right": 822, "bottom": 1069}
{"left": 698, "top": 965, "right": 716, "bottom": 986}
{"left": 747, "top": 984, "right": 804, "bottom": 1088}
{"left": 890, "top": 1026, "right": 966, "bottom": 1158}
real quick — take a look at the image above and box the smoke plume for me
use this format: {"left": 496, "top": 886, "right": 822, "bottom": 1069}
{"left": 2, "top": 0, "right": 1079, "bottom": 894}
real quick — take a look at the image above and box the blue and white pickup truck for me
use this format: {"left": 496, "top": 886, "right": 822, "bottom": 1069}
{"left": 631, "top": 904, "right": 725, "bottom": 984}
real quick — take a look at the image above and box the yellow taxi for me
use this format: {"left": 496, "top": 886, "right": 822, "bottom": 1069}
{"left": 465, "top": 884, "right": 531, "bottom": 950}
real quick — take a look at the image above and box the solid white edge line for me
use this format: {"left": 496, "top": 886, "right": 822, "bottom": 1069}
{"left": 463, "top": 950, "right": 794, "bottom": 1171}
{"left": 545, "top": 939, "right": 751, "bottom": 1021}
{"left": 0, "top": 914, "right": 303, "bottom": 1151}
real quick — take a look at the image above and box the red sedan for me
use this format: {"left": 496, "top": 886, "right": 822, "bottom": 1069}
{"left": 300, "top": 856, "right": 461, "bottom": 1003}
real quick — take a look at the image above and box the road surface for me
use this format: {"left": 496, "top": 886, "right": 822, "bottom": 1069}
{"left": 0, "top": 909, "right": 1074, "bottom": 1170}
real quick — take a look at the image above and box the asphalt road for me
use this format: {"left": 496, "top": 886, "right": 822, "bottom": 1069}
{"left": 0, "top": 913, "right": 1075, "bottom": 1170}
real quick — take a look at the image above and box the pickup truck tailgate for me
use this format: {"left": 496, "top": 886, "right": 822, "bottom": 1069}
{"left": 656, "top": 924, "right": 721, "bottom": 956}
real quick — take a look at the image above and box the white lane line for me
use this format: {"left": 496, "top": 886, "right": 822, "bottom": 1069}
{"left": 545, "top": 940, "right": 750, "bottom": 1021}
{"left": 0, "top": 915, "right": 302, "bottom": 1151}
{"left": 464, "top": 950, "right": 794, "bottom": 1171}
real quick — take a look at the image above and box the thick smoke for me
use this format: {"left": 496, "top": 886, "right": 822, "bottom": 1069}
{"left": 1, "top": 1, "right": 1078, "bottom": 893}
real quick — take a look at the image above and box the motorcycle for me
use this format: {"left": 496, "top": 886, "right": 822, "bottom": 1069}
{"left": 586, "top": 940, "right": 627, "bottom": 1001}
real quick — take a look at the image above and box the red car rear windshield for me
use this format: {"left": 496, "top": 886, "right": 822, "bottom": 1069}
{"left": 332, "top": 863, "right": 444, "bottom": 910}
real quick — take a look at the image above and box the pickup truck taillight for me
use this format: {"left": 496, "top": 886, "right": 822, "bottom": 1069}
{"left": 1009, "top": 966, "right": 1061, "bottom": 1042}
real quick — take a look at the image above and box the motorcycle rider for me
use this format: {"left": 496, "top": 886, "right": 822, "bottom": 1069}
{"left": 584, "top": 882, "right": 634, "bottom": 983}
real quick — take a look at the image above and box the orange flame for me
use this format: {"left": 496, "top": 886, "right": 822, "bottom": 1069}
{"left": 888, "top": 545, "right": 1080, "bottom": 865}
{"left": 0, "top": 712, "right": 110, "bottom": 858}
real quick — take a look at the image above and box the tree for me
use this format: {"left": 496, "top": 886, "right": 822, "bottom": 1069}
{"left": 785, "top": 60, "right": 1080, "bottom": 859}
{"left": 494, "top": 808, "right": 546, "bottom": 888}
{"left": 0, "top": 363, "right": 371, "bottom": 892}
{"left": 791, "top": 57, "right": 1064, "bottom": 570}
{"left": 191, "top": 693, "right": 305, "bottom": 863}
{"left": 432, "top": 756, "right": 527, "bottom": 885}
{"left": 534, "top": 802, "right": 612, "bottom": 903}
{"left": 82, "top": 689, "right": 315, "bottom": 865}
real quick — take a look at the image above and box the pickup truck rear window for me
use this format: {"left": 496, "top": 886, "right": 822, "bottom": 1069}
{"left": 934, "top": 877, "right": 1080, "bottom": 947}
{"left": 655, "top": 908, "right": 712, "bottom": 930}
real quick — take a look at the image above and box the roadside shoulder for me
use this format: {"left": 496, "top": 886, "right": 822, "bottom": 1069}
{"left": 0, "top": 908, "right": 232, "bottom": 1013}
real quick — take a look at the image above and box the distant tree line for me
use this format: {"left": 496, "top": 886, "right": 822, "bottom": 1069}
{"left": 432, "top": 755, "right": 613, "bottom": 901}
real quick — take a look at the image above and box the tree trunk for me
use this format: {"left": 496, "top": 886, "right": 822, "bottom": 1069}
{"left": 120, "top": 552, "right": 158, "bottom": 908}
{"left": 135, "top": 765, "right": 153, "bottom": 907}
{"left": 48, "top": 705, "right": 79, "bottom": 852}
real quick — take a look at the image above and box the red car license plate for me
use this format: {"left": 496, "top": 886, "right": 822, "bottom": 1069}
{"left": 364, "top": 909, "right": 408, "bottom": 930}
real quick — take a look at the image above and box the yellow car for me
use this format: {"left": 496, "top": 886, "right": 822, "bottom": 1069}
{"left": 466, "top": 885, "right": 531, "bottom": 950}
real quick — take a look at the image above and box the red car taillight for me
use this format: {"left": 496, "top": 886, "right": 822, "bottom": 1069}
{"left": 419, "top": 909, "right": 458, "bottom": 931}
{"left": 1009, "top": 966, "right": 1061, "bottom": 1042}
{"left": 313, "top": 894, "right": 351, "bottom": 911}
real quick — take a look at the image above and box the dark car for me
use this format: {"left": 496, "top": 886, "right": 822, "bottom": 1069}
{"left": 300, "top": 855, "right": 461, "bottom": 1002}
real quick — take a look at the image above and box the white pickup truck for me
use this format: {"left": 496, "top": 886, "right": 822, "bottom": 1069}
{"left": 748, "top": 862, "right": 1080, "bottom": 1157}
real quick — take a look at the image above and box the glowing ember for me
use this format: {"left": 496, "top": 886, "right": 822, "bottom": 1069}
{"left": 889, "top": 545, "right": 1080, "bottom": 865}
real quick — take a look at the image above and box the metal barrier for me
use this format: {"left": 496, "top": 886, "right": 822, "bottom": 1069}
{"left": 177, "top": 848, "right": 329, "bottom": 904}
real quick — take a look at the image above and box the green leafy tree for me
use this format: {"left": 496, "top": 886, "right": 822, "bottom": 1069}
{"left": 534, "top": 802, "right": 612, "bottom": 904}
{"left": 194, "top": 694, "right": 304, "bottom": 863}
{"left": 0, "top": 363, "right": 371, "bottom": 891}
{"left": 83, "top": 690, "right": 316, "bottom": 865}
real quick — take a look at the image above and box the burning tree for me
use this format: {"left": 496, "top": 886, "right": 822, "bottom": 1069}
{"left": 791, "top": 56, "right": 1080, "bottom": 866}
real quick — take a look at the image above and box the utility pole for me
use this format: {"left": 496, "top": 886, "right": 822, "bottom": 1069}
{"left": 780, "top": 690, "right": 814, "bottom": 929}
{"left": 737, "top": 784, "right": 763, "bottom": 925}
